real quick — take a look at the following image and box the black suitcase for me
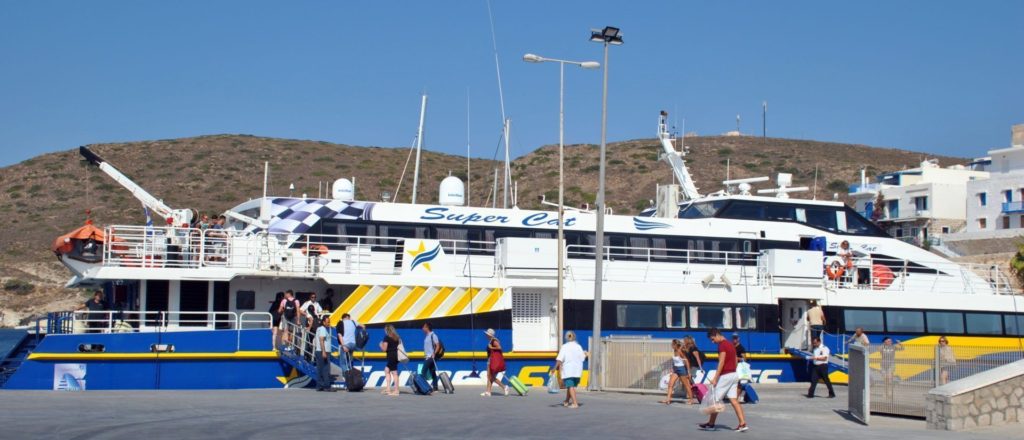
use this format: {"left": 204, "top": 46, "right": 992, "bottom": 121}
{"left": 438, "top": 372, "right": 454, "bottom": 394}
{"left": 346, "top": 353, "right": 366, "bottom": 392}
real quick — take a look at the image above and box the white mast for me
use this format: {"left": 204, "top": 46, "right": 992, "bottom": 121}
{"left": 503, "top": 118, "right": 511, "bottom": 208}
{"left": 657, "top": 111, "right": 700, "bottom": 200}
{"left": 412, "top": 94, "right": 428, "bottom": 205}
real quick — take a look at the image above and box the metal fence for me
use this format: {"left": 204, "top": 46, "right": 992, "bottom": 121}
{"left": 599, "top": 337, "right": 676, "bottom": 393}
{"left": 852, "top": 342, "right": 1024, "bottom": 418}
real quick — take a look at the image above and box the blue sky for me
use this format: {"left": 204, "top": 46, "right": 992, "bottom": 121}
{"left": 1, "top": 1, "right": 1022, "bottom": 167}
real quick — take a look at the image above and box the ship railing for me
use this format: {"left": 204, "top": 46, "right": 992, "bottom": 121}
{"left": 825, "top": 255, "right": 1022, "bottom": 295}
{"left": 563, "top": 245, "right": 761, "bottom": 285}
{"left": 278, "top": 314, "right": 334, "bottom": 364}
{"left": 68, "top": 310, "right": 240, "bottom": 333}
{"left": 102, "top": 225, "right": 499, "bottom": 277}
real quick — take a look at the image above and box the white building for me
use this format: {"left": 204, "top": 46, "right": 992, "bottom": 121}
{"left": 964, "top": 124, "right": 1024, "bottom": 233}
{"left": 849, "top": 160, "right": 988, "bottom": 244}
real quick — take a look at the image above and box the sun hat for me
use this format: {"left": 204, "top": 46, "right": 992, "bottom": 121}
{"left": 484, "top": 328, "right": 496, "bottom": 338}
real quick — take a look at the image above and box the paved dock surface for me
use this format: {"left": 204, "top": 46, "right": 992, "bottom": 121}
{"left": 0, "top": 385, "right": 1017, "bottom": 439}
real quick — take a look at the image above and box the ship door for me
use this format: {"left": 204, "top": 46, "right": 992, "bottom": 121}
{"left": 511, "top": 289, "right": 558, "bottom": 351}
{"left": 779, "top": 299, "right": 810, "bottom": 350}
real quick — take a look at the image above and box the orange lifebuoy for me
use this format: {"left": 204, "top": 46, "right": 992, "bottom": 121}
{"left": 302, "top": 244, "right": 328, "bottom": 256}
{"left": 871, "top": 264, "right": 895, "bottom": 290}
{"left": 824, "top": 256, "right": 851, "bottom": 280}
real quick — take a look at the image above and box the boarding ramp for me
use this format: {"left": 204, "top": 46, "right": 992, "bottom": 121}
{"left": 847, "top": 342, "right": 1024, "bottom": 419}
{"left": 597, "top": 336, "right": 675, "bottom": 393}
{"left": 278, "top": 317, "right": 338, "bottom": 388}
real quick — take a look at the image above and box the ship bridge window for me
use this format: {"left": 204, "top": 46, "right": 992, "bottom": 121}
{"left": 679, "top": 201, "right": 726, "bottom": 219}
{"left": 802, "top": 207, "right": 839, "bottom": 232}
{"left": 886, "top": 310, "right": 925, "bottom": 333}
{"left": 615, "top": 303, "right": 663, "bottom": 329}
{"left": 689, "top": 306, "right": 733, "bottom": 329}
{"left": 718, "top": 201, "right": 764, "bottom": 220}
{"left": 965, "top": 313, "right": 1003, "bottom": 335}
{"left": 843, "top": 208, "right": 888, "bottom": 237}
{"left": 764, "top": 204, "right": 796, "bottom": 221}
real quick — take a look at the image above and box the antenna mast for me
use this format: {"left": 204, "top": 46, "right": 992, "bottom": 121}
{"left": 657, "top": 111, "right": 700, "bottom": 200}
{"left": 411, "top": 94, "right": 428, "bottom": 204}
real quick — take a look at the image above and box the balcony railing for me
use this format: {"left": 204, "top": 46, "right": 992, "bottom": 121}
{"left": 848, "top": 183, "right": 882, "bottom": 194}
{"left": 1001, "top": 201, "right": 1024, "bottom": 213}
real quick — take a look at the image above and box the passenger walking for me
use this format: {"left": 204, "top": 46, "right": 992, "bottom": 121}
{"left": 806, "top": 337, "right": 836, "bottom": 398}
{"left": 422, "top": 322, "right": 441, "bottom": 392}
{"left": 277, "top": 290, "right": 301, "bottom": 350}
{"left": 937, "top": 336, "right": 955, "bottom": 385}
{"left": 315, "top": 315, "right": 334, "bottom": 392}
{"left": 553, "top": 331, "right": 587, "bottom": 409}
{"left": 268, "top": 292, "right": 284, "bottom": 349}
{"left": 335, "top": 313, "right": 364, "bottom": 373}
{"left": 846, "top": 327, "right": 870, "bottom": 348}
{"left": 806, "top": 300, "right": 826, "bottom": 341}
{"left": 379, "top": 324, "right": 401, "bottom": 396}
{"left": 699, "top": 328, "right": 748, "bottom": 432}
{"left": 683, "top": 336, "right": 705, "bottom": 383}
{"left": 660, "top": 339, "right": 696, "bottom": 405}
{"left": 483, "top": 328, "right": 509, "bottom": 397}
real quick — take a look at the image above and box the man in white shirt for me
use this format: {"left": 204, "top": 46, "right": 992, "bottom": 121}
{"left": 300, "top": 292, "right": 323, "bottom": 331}
{"left": 553, "top": 331, "right": 587, "bottom": 409}
{"left": 806, "top": 337, "right": 836, "bottom": 398}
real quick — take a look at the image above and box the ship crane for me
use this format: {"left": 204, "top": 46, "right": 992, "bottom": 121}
{"left": 657, "top": 111, "right": 700, "bottom": 201}
{"left": 79, "top": 146, "right": 196, "bottom": 226}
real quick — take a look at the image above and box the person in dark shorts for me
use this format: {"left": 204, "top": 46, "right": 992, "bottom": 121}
{"left": 268, "top": 292, "right": 284, "bottom": 350}
{"left": 76, "top": 290, "right": 108, "bottom": 332}
{"left": 379, "top": 324, "right": 401, "bottom": 396}
{"left": 277, "top": 290, "right": 301, "bottom": 351}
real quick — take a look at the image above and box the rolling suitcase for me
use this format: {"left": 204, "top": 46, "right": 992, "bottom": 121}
{"left": 742, "top": 383, "right": 759, "bottom": 403}
{"left": 409, "top": 373, "right": 432, "bottom": 395}
{"left": 505, "top": 374, "right": 528, "bottom": 396}
{"left": 346, "top": 352, "right": 366, "bottom": 392}
{"left": 691, "top": 383, "right": 709, "bottom": 402}
{"left": 438, "top": 372, "right": 454, "bottom": 394}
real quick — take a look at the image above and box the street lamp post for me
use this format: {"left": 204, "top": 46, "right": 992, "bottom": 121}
{"left": 589, "top": 26, "right": 622, "bottom": 391}
{"left": 522, "top": 53, "right": 600, "bottom": 351}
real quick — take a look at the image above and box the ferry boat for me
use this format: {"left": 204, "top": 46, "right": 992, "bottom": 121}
{"left": 2, "top": 112, "right": 1022, "bottom": 391}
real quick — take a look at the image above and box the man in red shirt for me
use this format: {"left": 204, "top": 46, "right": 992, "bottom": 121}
{"left": 700, "top": 328, "right": 749, "bottom": 432}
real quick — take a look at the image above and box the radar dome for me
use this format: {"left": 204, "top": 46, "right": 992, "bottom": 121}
{"left": 439, "top": 176, "right": 465, "bottom": 206}
{"left": 332, "top": 178, "right": 354, "bottom": 202}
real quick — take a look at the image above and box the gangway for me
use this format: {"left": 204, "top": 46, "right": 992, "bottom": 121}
{"left": 785, "top": 347, "right": 849, "bottom": 374}
{"left": 277, "top": 320, "right": 343, "bottom": 389}
{"left": 0, "top": 328, "right": 42, "bottom": 388}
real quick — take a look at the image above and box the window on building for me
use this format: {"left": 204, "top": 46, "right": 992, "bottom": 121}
{"left": 689, "top": 306, "right": 733, "bottom": 329}
{"left": 844, "top": 309, "right": 884, "bottom": 332}
{"left": 894, "top": 228, "right": 904, "bottom": 238}
{"left": 615, "top": 304, "right": 663, "bottom": 329}
{"left": 1020, "top": 216, "right": 1024, "bottom": 229}
{"left": 913, "top": 196, "right": 928, "bottom": 212}
{"left": 1004, "top": 190, "right": 1013, "bottom": 203}
{"left": 926, "top": 311, "right": 964, "bottom": 334}
{"left": 886, "top": 310, "right": 925, "bottom": 333}
{"left": 665, "top": 305, "right": 686, "bottom": 329}
{"left": 886, "top": 200, "right": 899, "bottom": 218}
{"left": 979, "top": 218, "right": 987, "bottom": 229}
{"left": 1003, "top": 216, "right": 1011, "bottom": 230}
{"left": 978, "top": 192, "right": 987, "bottom": 206}
{"left": 911, "top": 227, "right": 919, "bottom": 238}
{"left": 965, "top": 313, "right": 1003, "bottom": 335}
{"left": 941, "top": 226, "right": 950, "bottom": 234}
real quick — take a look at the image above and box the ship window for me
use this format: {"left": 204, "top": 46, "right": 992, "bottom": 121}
{"left": 615, "top": 304, "right": 663, "bottom": 329}
{"left": 843, "top": 309, "right": 884, "bottom": 332}
{"left": 532, "top": 230, "right": 554, "bottom": 239}
{"left": 235, "top": 291, "right": 255, "bottom": 310}
{"left": 803, "top": 208, "right": 839, "bottom": 232}
{"left": 1004, "top": 314, "right": 1024, "bottom": 336}
{"left": 965, "top": 313, "right": 1003, "bottom": 335}
{"left": 650, "top": 237, "right": 668, "bottom": 258}
{"left": 734, "top": 306, "right": 757, "bottom": 330}
{"left": 764, "top": 204, "right": 796, "bottom": 221}
{"left": 679, "top": 201, "right": 726, "bottom": 219}
{"left": 926, "top": 312, "right": 964, "bottom": 334}
{"left": 844, "top": 208, "right": 887, "bottom": 236}
{"left": 666, "top": 305, "right": 686, "bottom": 329}
{"left": 629, "top": 236, "right": 650, "bottom": 257}
{"left": 719, "top": 201, "right": 764, "bottom": 220}
{"left": 886, "top": 310, "right": 925, "bottom": 333}
{"left": 689, "top": 306, "right": 733, "bottom": 329}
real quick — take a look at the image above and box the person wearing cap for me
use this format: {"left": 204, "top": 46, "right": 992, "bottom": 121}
{"left": 483, "top": 328, "right": 509, "bottom": 397}
{"left": 731, "top": 333, "right": 747, "bottom": 362}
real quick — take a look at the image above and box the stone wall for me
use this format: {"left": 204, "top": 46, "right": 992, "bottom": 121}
{"left": 926, "top": 359, "right": 1024, "bottom": 430}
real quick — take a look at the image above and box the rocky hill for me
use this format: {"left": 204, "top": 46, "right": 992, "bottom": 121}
{"left": 0, "top": 134, "right": 963, "bottom": 326}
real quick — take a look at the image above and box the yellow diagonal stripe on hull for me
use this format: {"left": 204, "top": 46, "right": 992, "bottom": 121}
{"left": 416, "top": 286, "right": 454, "bottom": 320}
{"left": 444, "top": 287, "right": 479, "bottom": 317}
{"left": 477, "top": 288, "right": 503, "bottom": 313}
{"left": 386, "top": 286, "right": 428, "bottom": 322}
{"left": 359, "top": 285, "right": 400, "bottom": 324}
{"left": 331, "top": 285, "right": 371, "bottom": 325}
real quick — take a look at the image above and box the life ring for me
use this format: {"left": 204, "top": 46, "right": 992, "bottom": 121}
{"left": 302, "top": 244, "right": 328, "bottom": 256}
{"left": 871, "top": 264, "right": 895, "bottom": 290}
{"left": 824, "top": 256, "right": 848, "bottom": 280}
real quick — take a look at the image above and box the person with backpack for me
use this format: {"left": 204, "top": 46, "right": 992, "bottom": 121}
{"left": 335, "top": 313, "right": 366, "bottom": 374}
{"left": 422, "top": 322, "right": 444, "bottom": 392}
{"left": 277, "top": 290, "right": 301, "bottom": 351}
{"left": 314, "top": 315, "right": 335, "bottom": 392}
{"left": 379, "top": 324, "right": 402, "bottom": 396}
{"left": 482, "top": 328, "right": 509, "bottom": 397}
{"left": 268, "top": 292, "right": 284, "bottom": 350}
